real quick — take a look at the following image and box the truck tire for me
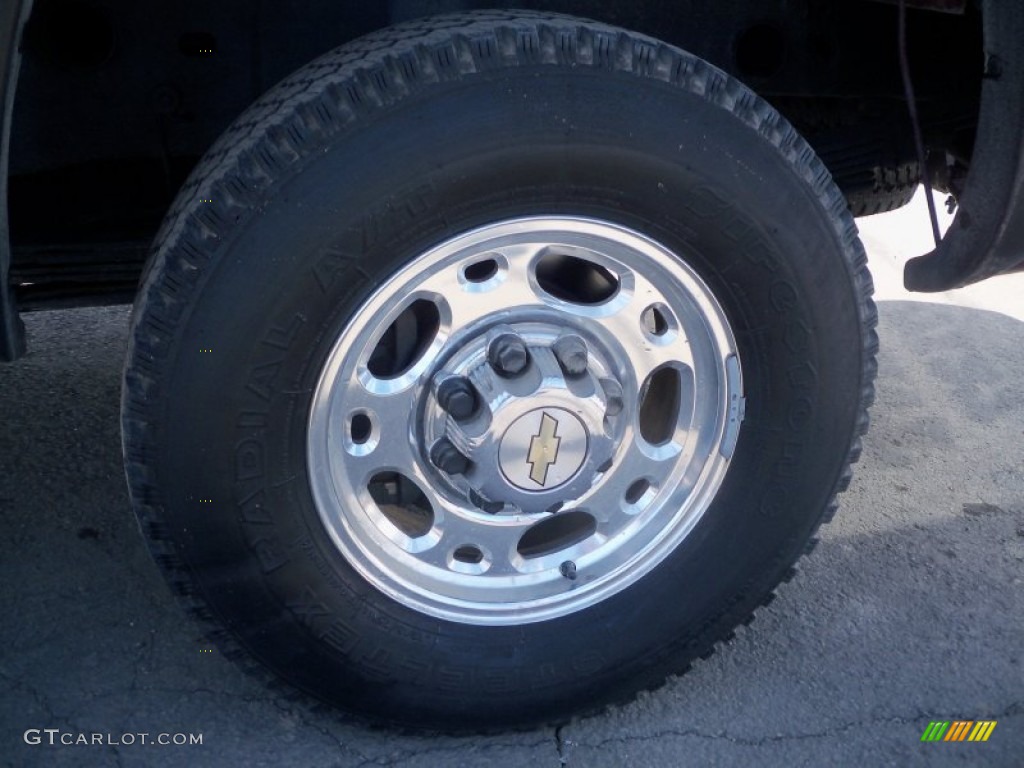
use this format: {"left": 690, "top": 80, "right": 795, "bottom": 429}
{"left": 122, "top": 11, "right": 877, "bottom": 730}
{"left": 847, "top": 162, "right": 920, "bottom": 217}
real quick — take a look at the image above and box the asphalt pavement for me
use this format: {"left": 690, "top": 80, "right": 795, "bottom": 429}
{"left": 1, "top": 193, "right": 1022, "bottom": 766}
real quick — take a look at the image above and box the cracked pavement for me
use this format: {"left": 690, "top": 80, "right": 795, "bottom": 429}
{"left": 2, "top": 196, "right": 1023, "bottom": 766}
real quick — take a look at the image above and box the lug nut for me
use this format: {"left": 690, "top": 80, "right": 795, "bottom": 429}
{"left": 553, "top": 334, "right": 588, "bottom": 376}
{"left": 469, "top": 488, "right": 504, "bottom": 515}
{"left": 435, "top": 375, "right": 478, "bottom": 421}
{"left": 430, "top": 439, "right": 472, "bottom": 476}
{"left": 487, "top": 330, "right": 529, "bottom": 377}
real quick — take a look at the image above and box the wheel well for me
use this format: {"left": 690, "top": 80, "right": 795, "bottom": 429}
{"left": 6, "top": 0, "right": 982, "bottom": 310}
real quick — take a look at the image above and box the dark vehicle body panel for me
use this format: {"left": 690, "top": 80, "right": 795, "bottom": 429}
{"left": 0, "top": 0, "right": 1021, "bottom": 360}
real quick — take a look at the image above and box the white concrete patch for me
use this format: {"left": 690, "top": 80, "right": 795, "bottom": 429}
{"left": 857, "top": 185, "right": 1024, "bottom": 322}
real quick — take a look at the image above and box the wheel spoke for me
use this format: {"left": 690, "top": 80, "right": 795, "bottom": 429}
{"left": 415, "top": 245, "right": 542, "bottom": 334}
{"left": 321, "top": 376, "right": 430, "bottom": 521}
{"left": 346, "top": 421, "right": 419, "bottom": 473}
{"left": 415, "top": 510, "right": 533, "bottom": 575}
{"left": 582, "top": 437, "right": 679, "bottom": 524}
{"left": 627, "top": 331, "right": 696, "bottom": 386}
{"left": 589, "top": 281, "right": 697, "bottom": 386}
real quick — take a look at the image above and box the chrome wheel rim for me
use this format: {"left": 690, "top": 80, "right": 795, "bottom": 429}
{"left": 308, "top": 216, "right": 743, "bottom": 625}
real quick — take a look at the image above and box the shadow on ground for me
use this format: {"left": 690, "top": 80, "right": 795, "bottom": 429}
{"left": 1, "top": 301, "right": 1021, "bottom": 767}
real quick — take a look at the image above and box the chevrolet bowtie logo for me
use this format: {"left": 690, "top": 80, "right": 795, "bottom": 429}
{"left": 527, "top": 412, "right": 562, "bottom": 486}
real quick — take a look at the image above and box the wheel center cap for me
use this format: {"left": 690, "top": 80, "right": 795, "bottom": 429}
{"left": 498, "top": 408, "right": 589, "bottom": 492}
